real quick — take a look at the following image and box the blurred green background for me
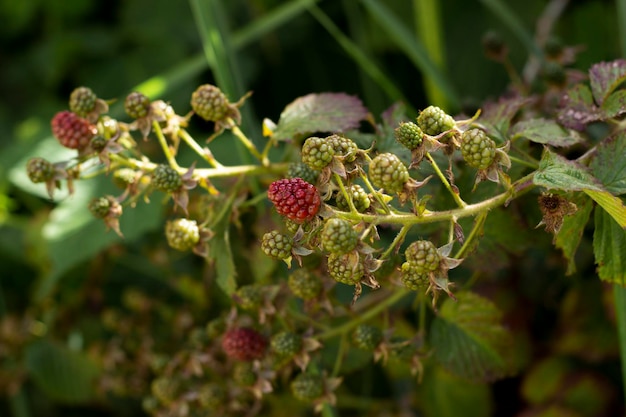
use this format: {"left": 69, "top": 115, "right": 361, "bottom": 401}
{"left": 0, "top": 0, "right": 624, "bottom": 416}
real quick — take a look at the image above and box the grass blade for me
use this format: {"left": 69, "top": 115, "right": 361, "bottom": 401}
{"left": 359, "top": 0, "right": 459, "bottom": 110}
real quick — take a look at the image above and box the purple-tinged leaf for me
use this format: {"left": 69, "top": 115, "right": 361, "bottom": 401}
{"left": 589, "top": 59, "right": 626, "bottom": 105}
{"left": 478, "top": 96, "right": 530, "bottom": 135}
{"left": 270, "top": 93, "right": 369, "bottom": 141}
{"left": 590, "top": 132, "right": 626, "bottom": 195}
{"left": 510, "top": 118, "right": 582, "bottom": 147}
{"left": 534, "top": 149, "right": 604, "bottom": 192}
{"left": 557, "top": 84, "right": 604, "bottom": 131}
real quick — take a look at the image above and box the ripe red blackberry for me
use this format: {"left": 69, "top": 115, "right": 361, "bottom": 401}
{"left": 51, "top": 111, "right": 97, "bottom": 150}
{"left": 267, "top": 178, "right": 321, "bottom": 223}
{"left": 221, "top": 327, "right": 267, "bottom": 361}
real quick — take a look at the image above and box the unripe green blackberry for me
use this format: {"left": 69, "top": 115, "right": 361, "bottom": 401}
{"left": 368, "top": 153, "right": 409, "bottom": 193}
{"left": 198, "top": 383, "right": 226, "bottom": 408}
{"left": 404, "top": 240, "right": 440, "bottom": 274}
{"left": 233, "top": 362, "right": 257, "bottom": 386}
{"left": 395, "top": 121, "right": 424, "bottom": 150}
{"left": 288, "top": 162, "right": 320, "bottom": 185}
{"left": 326, "top": 134, "right": 358, "bottom": 162}
{"left": 124, "top": 91, "right": 151, "bottom": 119}
{"left": 283, "top": 218, "right": 300, "bottom": 234}
{"left": 288, "top": 269, "right": 323, "bottom": 300}
{"left": 261, "top": 230, "right": 293, "bottom": 260}
{"left": 327, "top": 253, "right": 364, "bottom": 285}
{"left": 191, "top": 84, "right": 229, "bottom": 122}
{"left": 151, "top": 164, "right": 182, "bottom": 192}
{"left": 235, "top": 284, "right": 263, "bottom": 311}
{"left": 90, "top": 135, "right": 107, "bottom": 152}
{"left": 151, "top": 377, "right": 181, "bottom": 405}
{"left": 417, "top": 105, "right": 456, "bottom": 136}
{"left": 165, "top": 218, "right": 200, "bottom": 251}
{"left": 271, "top": 331, "right": 303, "bottom": 357}
{"left": 26, "top": 157, "right": 54, "bottom": 183}
{"left": 301, "top": 136, "right": 334, "bottom": 170}
{"left": 321, "top": 218, "right": 358, "bottom": 254}
{"left": 290, "top": 373, "right": 324, "bottom": 402}
{"left": 400, "top": 262, "right": 430, "bottom": 291}
{"left": 352, "top": 324, "right": 383, "bottom": 351}
{"left": 69, "top": 86, "right": 97, "bottom": 117}
{"left": 88, "top": 196, "right": 119, "bottom": 219}
{"left": 141, "top": 396, "right": 159, "bottom": 413}
{"left": 336, "top": 184, "right": 370, "bottom": 213}
{"left": 461, "top": 129, "right": 496, "bottom": 170}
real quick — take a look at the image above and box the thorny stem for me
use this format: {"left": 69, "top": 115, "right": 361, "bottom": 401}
{"left": 380, "top": 225, "right": 410, "bottom": 261}
{"left": 425, "top": 152, "right": 466, "bottom": 208}
{"left": 152, "top": 120, "right": 181, "bottom": 171}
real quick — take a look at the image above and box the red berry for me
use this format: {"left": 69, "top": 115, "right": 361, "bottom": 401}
{"left": 221, "top": 327, "right": 267, "bottom": 361}
{"left": 51, "top": 111, "right": 97, "bottom": 150}
{"left": 267, "top": 178, "right": 321, "bottom": 224}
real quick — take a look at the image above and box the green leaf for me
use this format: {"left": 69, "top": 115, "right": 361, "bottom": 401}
{"left": 589, "top": 59, "right": 626, "bottom": 105}
{"left": 25, "top": 339, "right": 100, "bottom": 404}
{"left": 521, "top": 357, "right": 571, "bottom": 405}
{"left": 590, "top": 132, "right": 626, "bottom": 195}
{"left": 593, "top": 207, "right": 626, "bottom": 285}
{"left": 601, "top": 89, "right": 626, "bottom": 119}
{"left": 510, "top": 118, "right": 582, "bottom": 147}
{"left": 269, "top": 93, "right": 369, "bottom": 141}
{"left": 208, "top": 227, "right": 237, "bottom": 296}
{"left": 430, "top": 291, "right": 515, "bottom": 382}
{"left": 554, "top": 194, "right": 594, "bottom": 275}
{"left": 584, "top": 189, "right": 626, "bottom": 228}
{"left": 479, "top": 96, "right": 529, "bottom": 137}
{"left": 534, "top": 149, "right": 604, "bottom": 192}
{"left": 419, "top": 365, "right": 492, "bottom": 417}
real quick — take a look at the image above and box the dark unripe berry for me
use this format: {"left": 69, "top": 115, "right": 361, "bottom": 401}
{"left": 352, "top": 324, "right": 383, "bottom": 351}
{"left": 395, "top": 121, "right": 423, "bottom": 150}
{"left": 301, "top": 137, "right": 334, "bottom": 170}
{"left": 69, "top": 86, "right": 97, "bottom": 117}
{"left": 368, "top": 153, "right": 409, "bottom": 193}
{"left": 291, "top": 373, "right": 324, "bottom": 402}
{"left": 88, "top": 196, "right": 118, "bottom": 219}
{"left": 271, "top": 331, "right": 303, "bottom": 357}
{"left": 51, "top": 111, "right": 97, "bottom": 150}
{"left": 321, "top": 218, "right": 358, "bottom": 254}
{"left": 288, "top": 269, "right": 323, "bottom": 300}
{"left": 165, "top": 218, "right": 200, "bottom": 251}
{"left": 124, "top": 91, "right": 151, "bottom": 119}
{"left": 191, "top": 84, "right": 229, "bottom": 122}
{"left": 461, "top": 129, "right": 496, "bottom": 169}
{"left": 26, "top": 158, "right": 54, "bottom": 183}
{"left": 151, "top": 164, "right": 182, "bottom": 192}
{"left": 336, "top": 184, "right": 370, "bottom": 213}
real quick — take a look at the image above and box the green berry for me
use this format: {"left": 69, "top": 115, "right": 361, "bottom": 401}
{"left": 124, "top": 91, "right": 151, "bottom": 119}
{"left": 336, "top": 184, "right": 370, "bottom": 213}
{"left": 417, "top": 105, "right": 456, "bottom": 136}
{"left": 235, "top": 285, "right": 263, "bottom": 311}
{"left": 261, "top": 230, "right": 293, "bottom": 260}
{"left": 112, "top": 168, "right": 139, "bottom": 189}
{"left": 404, "top": 240, "right": 440, "bottom": 274}
{"left": 151, "top": 377, "right": 181, "bottom": 405}
{"left": 301, "top": 136, "right": 334, "bottom": 170}
{"left": 69, "top": 86, "right": 97, "bottom": 117}
{"left": 141, "top": 396, "right": 159, "bottom": 413}
{"left": 191, "top": 84, "right": 229, "bottom": 122}
{"left": 90, "top": 135, "right": 107, "bottom": 152}
{"left": 288, "top": 162, "right": 320, "bottom": 185}
{"left": 288, "top": 269, "right": 323, "bottom": 300}
{"left": 327, "top": 253, "right": 364, "bottom": 285}
{"left": 197, "top": 383, "right": 226, "bottom": 408}
{"left": 26, "top": 157, "right": 54, "bottom": 183}
{"left": 165, "top": 218, "right": 200, "bottom": 251}
{"left": 321, "top": 218, "right": 358, "bottom": 254}
{"left": 400, "top": 262, "right": 430, "bottom": 291}
{"left": 151, "top": 164, "right": 182, "bottom": 192}
{"left": 461, "top": 129, "right": 496, "bottom": 170}
{"left": 352, "top": 324, "right": 383, "bottom": 351}
{"left": 88, "top": 196, "right": 120, "bottom": 219}
{"left": 233, "top": 362, "right": 257, "bottom": 386}
{"left": 271, "top": 331, "right": 303, "bottom": 357}
{"left": 368, "top": 153, "right": 409, "bottom": 193}
{"left": 395, "top": 121, "right": 424, "bottom": 150}
{"left": 291, "top": 373, "right": 324, "bottom": 402}
{"left": 326, "top": 134, "right": 358, "bottom": 162}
